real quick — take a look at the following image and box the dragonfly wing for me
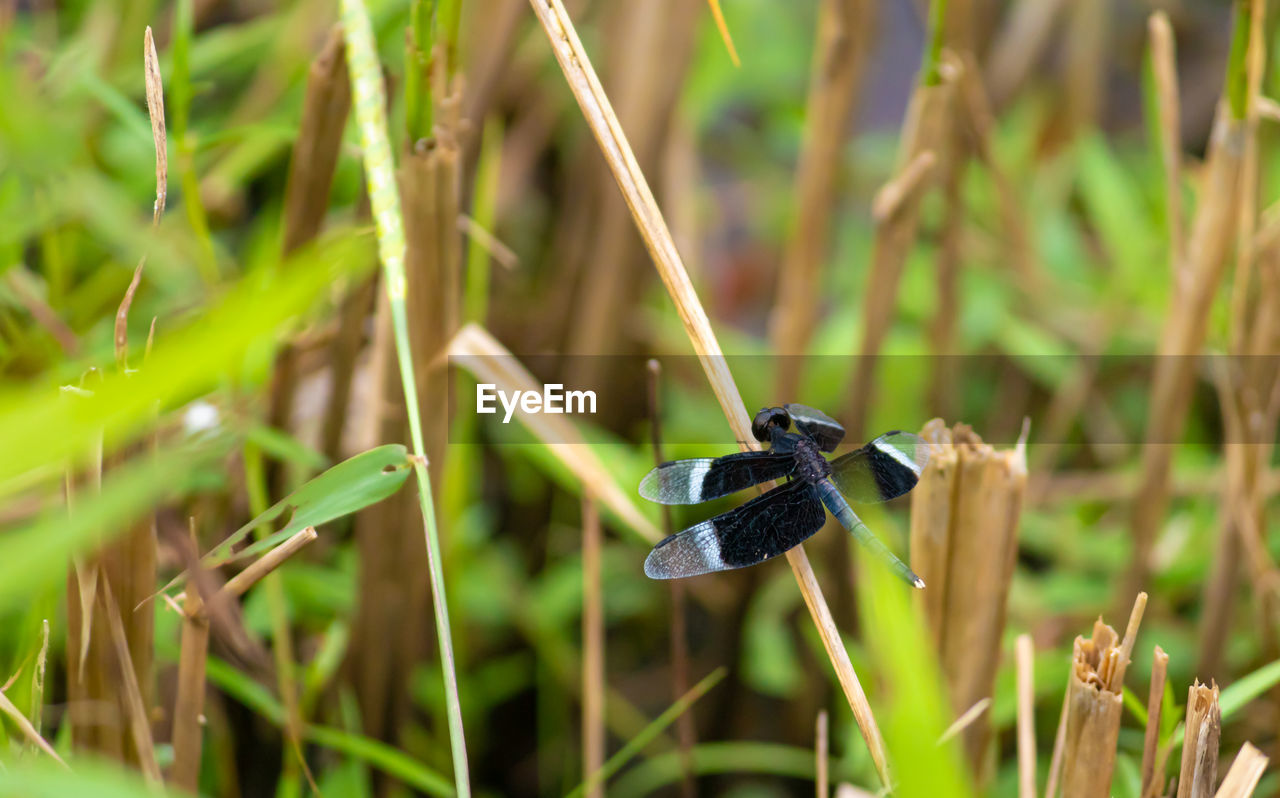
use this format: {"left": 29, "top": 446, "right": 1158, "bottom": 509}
{"left": 828, "top": 431, "right": 930, "bottom": 504}
{"left": 644, "top": 480, "right": 825, "bottom": 579}
{"left": 817, "top": 480, "right": 924, "bottom": 589}
{"left": 639, "top": 451, "right": 795, "bottom": 505}
{"left": 784, "top": 403, "right": 845, "bottom": 452}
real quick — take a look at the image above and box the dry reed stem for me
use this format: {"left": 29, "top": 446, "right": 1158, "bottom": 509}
{"left": 100, "top": 579, "right": 161, "bottom": 784}
{"left": 871, "top": 150, "right": 937, "bottom": 222}
{"left": 910, "top": 420, "right": 1026, "bottom": 774}
{"left": 1148, "top": 11, "right": 1185, "bottom": 279}
{"left": 1128, "top": 106, "right": 1247, "bottom": 598}
{"left": 1016, "top": 634, "right": 1037, "bottom": 798}
{"left": 170, "top": 591, "right": 209, "bottom": 792}
{"left": 1047, "top": 593, "right": 1147, "bottom": 798}
{"left": 1063, "top": 0, "right": 1105, "bottom": 136}
{"left": 1178, "top": 681, "right": 1222, "bottom": 798}
{"left": 526, "top": 0, "right": 892, "bottom": 785}
{"left": 846, "top": 73, "right": 953, "bottom": 442}
{"left": 771, "top": 0, "right": 873, "bottom": 397}
{"left": 281, "top": 25, "right": 350, "bottom": 254}
{"left": 581, "top": 495, "right": 605, "bottom": 798}
{"left": 816, "top": 709, "right": 829, "bottom": 798}
{"left": 984, "top": 0, "right": 1066, "bottom": 108}
{"left": 562, "top": 0, "right": 697, "bottom": 419}
{"left": 1141, "top": 646, "right": 1170, "bottom": 798}
{"left": 1214, "top": 743, "right": 1268, "bottom": 798}
{"left": 0, "top": 684, "right": 68, "bottom": 769}
{"left": 449, "top": 324, "right": 660, "bottom": 542}
{"left": 647, "top": 359, "right": 696, "bottom": 798}
{"left": 219, "top": 527, "right": 317, "bottom": 601}
{"left": 5, "top": 270, "right": 78, "bottom": 354}
{"left": 939, "top": 697, "right": 991, "bottom": 744}
{"left": 271, "top": 25, "right": 353, "bottom": 483}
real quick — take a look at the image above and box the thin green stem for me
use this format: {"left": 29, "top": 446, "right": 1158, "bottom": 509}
{"left": 921, "top": 0, "right": 949, "bottom": 86}
{"left": 1225, "top": 0, "right": 1254, "bottom": 120}
{"left": 464, "top": 118, "right": 502, "bottom": 325}
{"left": 340, "top": 2, "right": 471, "bottom": 795}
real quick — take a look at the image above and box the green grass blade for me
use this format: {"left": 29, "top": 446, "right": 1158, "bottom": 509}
{"left": 340, "top": 0, "right": 471, "bottom": 793}
{"left": 566, "top": 667, "right": 727, "bottom": 798}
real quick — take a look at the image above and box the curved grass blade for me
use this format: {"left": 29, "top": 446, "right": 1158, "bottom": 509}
{"left": 566, "top": 667, "right": 727, "bottom": 798}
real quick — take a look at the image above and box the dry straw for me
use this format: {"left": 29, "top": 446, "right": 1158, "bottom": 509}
{"left": 1140, "top": 646, "right": 1170, "bottom": 798}
{"left": 771, "top": 0, "right": 873, "bottom": 397}
{"left": 909, "top": 420, "right": 1026, "bottom": 775}
{"left": 1016, "top": 634, "right": 1037, "bottom": 798}
{"left": 1215, "top": 743, "right": 1268, "bottom": 798}
{"left": 581, "top": 495, "right": 605, "bottom": 798}
{"left": 1178, "top": 681, "right": 1222, "bottom": 798}
{"left": 1045, "top": 592, "right": 1147, "bottom": 798}
{"left": 526, "top": 0, "right": 892, "bottom": 786}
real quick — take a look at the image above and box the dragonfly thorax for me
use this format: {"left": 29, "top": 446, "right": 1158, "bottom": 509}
{"left": 791, "top": 437, "right": 831, "bottom": 484}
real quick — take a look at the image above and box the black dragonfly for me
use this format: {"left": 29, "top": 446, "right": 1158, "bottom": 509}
{"left": 640, "top": 404, "right": 930, "bottom": 588}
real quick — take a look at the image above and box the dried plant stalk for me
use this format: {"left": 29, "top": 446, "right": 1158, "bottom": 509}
{"left": 1063, "top": 0, "right": 1106, "bottom": 136}
{"left": 816, "top": 709, "right": 829, "bottom": 798}
{"left": 909, "top": 420, "right": 1026, "bottom": 775}
{"left": 846, "top": 75, "right": 953, "bottom": 441}
{"left": 1046, "top": 594, "right": 1147, "bottom": 798}
{"left": 581, "top": 496, "right": 605, "bottom": 798}
{"left": 270, "top": 26, "right": 353, "bottom": 489}
{"left": 562, "top": 0, "right": 698, "bottom": 424}
{"left": 1141, "top": 646, "right": 1170, "bottom": 798}
{"left": 1016, "top": 634, "right": 1037, "bottom": 798}
{"left": 1148, "top": 11, "right": 1184, "bottom": 276}
{"left": 1127, "top": 10, "right": 1251, "bottom": 598}
{"left": 170, "top": 590, "right": 210, "bottom": 792}
{"left": 526, "top": 0, "right": 891, "bottom": 785}
{"left": 1178, "top": 682, "right": 1222, "bottom": 798}
{"left": 0, "top": 683, "right": 67, "bottom": 768}
{"left": 1214, "top": 743, "right": 1268, "bottom": 798}
{"left": 450, "top": 324, "right": 660, "bottom": 542}
{"left": 101, "top": 580, "right": 161, "bottom": 784}
{"left": 771, "top": 0, "right": 873, "bottom": 397}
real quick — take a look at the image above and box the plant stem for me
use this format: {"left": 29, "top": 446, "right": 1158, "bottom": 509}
{"left": 1225, "top": 0, "right": 1253, "bottom": 120}
{"left": 921, "top": 0, "right": 949, "bottom": 86}
{"left": 341, "top": 1, "right": 471, "bottom": 795}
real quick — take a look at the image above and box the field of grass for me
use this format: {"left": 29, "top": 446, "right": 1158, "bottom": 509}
{"left": 1, "top": 0, "right": 1278, "bottom": 796}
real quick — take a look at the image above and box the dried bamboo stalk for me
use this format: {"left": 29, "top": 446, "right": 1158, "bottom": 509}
{"left": 219, "top": 527, "right": 317, "bottom": 600}
{"left": 526, "top": 0, "right": 892, "bottom": 785}
{"left": 562, "top": 0, "right": 698, "bottom": 426}
{"left": 170, "top": 589, "right": 209, "bottom": 792}
{"left": 771, "top": 0, "right": 873, "bottom": 397}
{"left": 1214, "top": 743, "right": 1268, "bottom": 798}
{"left": 581, "top": 495, "right": 605, "bottom": 798}
{"left": 1047, "top": 594, "right": 1148, "bottom": 798}
{"left": 1178, "top": 682, "right": 1222, "bottom": 798}
{"left": 910, "top": 420, "right": 1026, "bottom": 774}
{"left": 1148, "top": 11, "right": 1185, "bottom": 278}
{"left": 1127, "top": 21, "right": 1251, "bottom": 599}
{"left": 1141, "top": 646, "right": 1170, "bottom": 798}
{"left": 270, "top": 26, "right": 353, "bottom": 491}
{"left": 1016, "top": 634, "right": 1037, "bottom": 798}
{"left": 101, "top": 579, "right": 161, "bottom": 784}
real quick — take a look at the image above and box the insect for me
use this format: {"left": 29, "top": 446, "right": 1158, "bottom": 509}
{"left": 640, "top": 404, "right": 930, "bottom": 588}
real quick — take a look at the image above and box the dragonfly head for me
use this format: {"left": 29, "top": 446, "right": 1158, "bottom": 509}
{"left": 751, "top": 406, "right": 792, "bottom": 443}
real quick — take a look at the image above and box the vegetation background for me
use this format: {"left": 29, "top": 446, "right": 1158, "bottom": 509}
{"left": 0, "top": 0, "right": 1277, "bottom": 796}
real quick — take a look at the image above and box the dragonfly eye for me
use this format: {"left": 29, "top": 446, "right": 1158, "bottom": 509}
{"left": 751, "top": 407, "right": 791, "bottom": 442}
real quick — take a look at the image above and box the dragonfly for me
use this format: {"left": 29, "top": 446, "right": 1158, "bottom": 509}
{"left": 640, "top": 404, "right": 930, "bottom": 588}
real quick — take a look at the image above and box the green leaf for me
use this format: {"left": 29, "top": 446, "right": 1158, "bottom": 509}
{"left": 0, "top": 759, "right": 157, "bottom": 798}
{"left": 206, "top": 444, "right": 412, "bottom": 565}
